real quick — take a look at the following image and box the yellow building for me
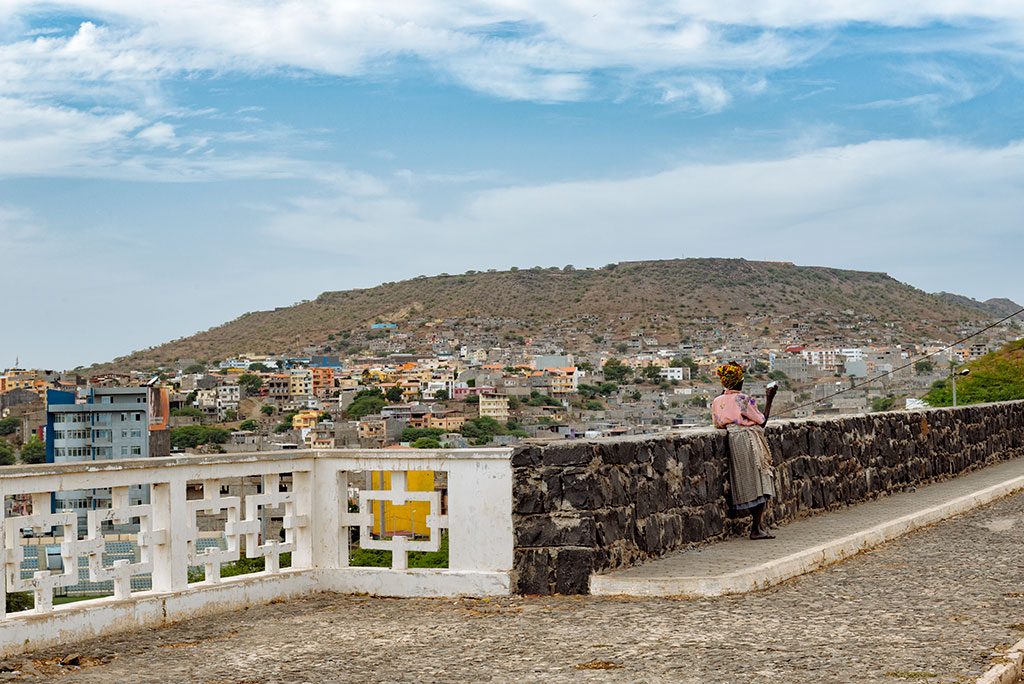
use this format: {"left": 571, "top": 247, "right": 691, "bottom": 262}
{"left": 288, "top": 369, "right": 313, "bottom": 398}
{"left": 292, "top": 409, "right": 321, "bottom": 430}
{"left": 479, "top": 395, "right": 510, "bottom": 422}
{"left": 427, "top": 411, "right": 465, "bottom": 432}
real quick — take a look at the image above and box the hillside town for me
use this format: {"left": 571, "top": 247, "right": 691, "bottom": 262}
{"left": 2, "top": 314, "right": 1018, "bottom": 468}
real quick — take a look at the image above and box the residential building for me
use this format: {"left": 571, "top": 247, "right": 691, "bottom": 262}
{"left": 548, "top": 368, "right": 579, "bottom": 395}
{"left": 427, "top": 410, "right": 466, "bottom": 432}
{"left": 479, "top": 395, "right": 510, "bottom": 422}
{"left": 311, "top": 367, "right": 335, "bottom": 398}
{"left": 46, "top": 386, "right": 170, "bottom": 517}
{"left": 292, "top": 410, "right": 321, "bottom": 431}
{"left": 216, "top": 384, "right": 240, "bottom": 417}
{"left": 289, "top": 369, "right": 313, "bottom": 401}
{"left": 659, "top": 366, "right": 689, "bottom": 382}
{"left": 265, "top": 374, "right": 290, "bottom": 401}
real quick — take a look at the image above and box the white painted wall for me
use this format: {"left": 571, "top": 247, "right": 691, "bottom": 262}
{"left": 0, "top": 448, "right": 514, "bottom": 657}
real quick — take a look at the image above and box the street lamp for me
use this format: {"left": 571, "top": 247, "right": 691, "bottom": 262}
{"left": 951, "top": 367, "right": 970, "bottom": 407}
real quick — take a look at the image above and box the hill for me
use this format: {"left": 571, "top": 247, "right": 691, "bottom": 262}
{"left": 924, "top": 338, "right": 1024, "bottom": 406}
{"left": 98, "top": 258, "right": 1001, "bottom": 371}
{"left": 934, "top": 293, "right": 1024, "bottom": 321}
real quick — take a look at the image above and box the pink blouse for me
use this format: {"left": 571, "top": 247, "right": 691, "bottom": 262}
{"left": 711, "top": 389, "right": 765, "bottom": 428}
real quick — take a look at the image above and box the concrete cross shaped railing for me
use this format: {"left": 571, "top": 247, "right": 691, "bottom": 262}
{"left": 0, "top": 448, "right": 513, "bottom": 657}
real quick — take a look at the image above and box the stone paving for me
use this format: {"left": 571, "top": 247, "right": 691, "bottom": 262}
{"left": 595, "top": 456, "right": 1024, "bottom": 594}
{"left": 7, "top": 492, "right": 1024, "bottom": 683}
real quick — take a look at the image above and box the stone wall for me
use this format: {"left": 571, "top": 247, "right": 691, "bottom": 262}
{"left": 511, "top": 401, "right": 1024, "bottom": 594}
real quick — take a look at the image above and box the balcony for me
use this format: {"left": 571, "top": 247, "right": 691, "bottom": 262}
{"left": 0, "top": 448, "right": 513, "bottom": 656}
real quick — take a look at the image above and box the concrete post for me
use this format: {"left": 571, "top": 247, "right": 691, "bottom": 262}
{"left": 149, "top": 473, "right": 189, "bottom": 592}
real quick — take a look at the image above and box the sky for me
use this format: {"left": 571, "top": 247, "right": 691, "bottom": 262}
{"left": 2, "top": 2, "right": 1024, "bottom": 369}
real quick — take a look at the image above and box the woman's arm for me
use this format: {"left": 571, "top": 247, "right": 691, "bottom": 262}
{"left": 761, "top": 385, "right": 778, "bottom": 425}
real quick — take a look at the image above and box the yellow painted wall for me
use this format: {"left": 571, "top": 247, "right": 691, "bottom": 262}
{"left": 370, "top": 471, "right": 435, "bottom": 537}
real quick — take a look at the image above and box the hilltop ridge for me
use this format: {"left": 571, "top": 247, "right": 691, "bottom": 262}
{"left": 98, "top": 258, "right": 1001, "bottom": 371}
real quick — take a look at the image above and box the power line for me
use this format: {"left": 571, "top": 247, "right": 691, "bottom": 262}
{"left": 773, "top": 307, "right": 1024, "bottom": 418}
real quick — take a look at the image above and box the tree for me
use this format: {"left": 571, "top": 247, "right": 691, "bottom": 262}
{"left": 171, "top": 406, "right": 203, "bottom": 418}
{"left": 602, "top": 358, "right": 633, "bottom": 383}
{"left": 460, "top": 417, "right": 508, "bottom": 445}
{"left": 260, "top": 405, "right": 276, "bottom": 416}
{"left": 237, "top": 374, "right": 263, "bottom": 395}
{"left": 0, "top": 441, "right": 15, "bottom": 466}
{"left": 871, "top": 396, "right": 896, "bottom": 412}
{"left": 345, "top": 389, "right": 386, "bottom": 420}
{"left": 411, "top": 437, "right": 442, "bottom": 449}
{"left": 401, "top": 427, "right": 447, "bottom": 443}
{"left": 0, "top": 417, "right": 19, "bottom": 436}
{"left": 20, "top": 436, "right": 46, "bottom": 464}
{"left": 584, "top": 400, "right": 604, "bottom": 411}
{"left": 527, "top": 391, "right": 560, "bottom": 407}
{"left": 170, "top": 425, "right": 230, "bottom": 449}
{"left": 385, "top": 386, "right": 404, "bottom": 403}
{"left": 641, "top": 365, "right": 662, "bottom": 383}
{"left": 248, "top": 363, "right": 271, "bottom": 373}
{"left": 914, "top": 359, "right": 935, "bottom": 375}
{"left": 239, "top": 419, "right": 259, "bottom": 431}
{"left": 433, "top": 389, "right": 450, "bottom": 401}
{"left": 184, "top": 363, "right": 206, "bottom": 374}
{"left": 223, "top": 409, "right": 238, "bottom": 421}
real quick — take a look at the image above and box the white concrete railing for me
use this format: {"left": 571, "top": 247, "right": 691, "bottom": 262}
{"left": 0, "top": 448, "right": 513, "bottom": 656}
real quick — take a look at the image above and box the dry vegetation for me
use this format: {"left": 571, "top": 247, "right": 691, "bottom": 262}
{"left": 94, "top": 258, "right": 992, "bottom": 371}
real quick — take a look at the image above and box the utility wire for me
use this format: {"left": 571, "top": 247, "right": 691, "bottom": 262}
{"left": 773, "top": 307, "right": 1024, "bottom": 418}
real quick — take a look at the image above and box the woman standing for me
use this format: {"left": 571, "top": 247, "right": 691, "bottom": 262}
{"left": 711, "top": 362, "right": 778, "bottom": 540}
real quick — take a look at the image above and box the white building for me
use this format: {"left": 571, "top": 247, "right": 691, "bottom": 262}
{"left": 659, "top": 366, "right": 689, "bottom": 382}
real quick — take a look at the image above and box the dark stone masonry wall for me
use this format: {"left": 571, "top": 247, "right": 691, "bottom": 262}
{"left": 510, "top": 401, "right": 1024, "bottom": 595}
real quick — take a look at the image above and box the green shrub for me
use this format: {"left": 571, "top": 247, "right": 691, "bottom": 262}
{"left": 349, "top": 534, "right": 448, "bottom": 569}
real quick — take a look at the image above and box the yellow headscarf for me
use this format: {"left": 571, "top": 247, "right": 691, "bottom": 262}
{"left": 715, "top": 362, "right": 744, "bottom": 390}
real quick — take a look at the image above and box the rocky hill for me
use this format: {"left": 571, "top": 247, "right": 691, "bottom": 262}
{"left": 934, "top": 293, "right": 1024, "bottom": 321}
{"left": 99, "top": 259, "right": 1003, "bottom": 370}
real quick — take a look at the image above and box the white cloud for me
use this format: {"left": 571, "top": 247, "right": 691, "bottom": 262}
{"left": 134, "top": 121, "right": 177, "bottom": 147}
{"left": 659, "top": 77, "right": 732, "bottom": 112}
{"left": 261, "top": 138, "right": 1024, "bottom": 302}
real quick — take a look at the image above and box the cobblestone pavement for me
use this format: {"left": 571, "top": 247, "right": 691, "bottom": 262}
{"left": 8, "top": 493, "right": 1024, "bottom": 684}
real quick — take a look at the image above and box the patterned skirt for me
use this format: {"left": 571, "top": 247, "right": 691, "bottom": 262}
{"left": 726, "top": 424, "right": 776, "bottom": 510}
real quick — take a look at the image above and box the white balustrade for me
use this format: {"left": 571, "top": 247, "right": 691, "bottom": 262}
{"left": 0, "top": 448, "right": 513, "bottom": 656}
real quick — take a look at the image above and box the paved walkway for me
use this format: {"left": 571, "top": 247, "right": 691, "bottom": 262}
{"left": 6, "top": 483, "right": 1024, "bottom": 682}
{"left": 594, "top": 457, "right": 1024, "bottom": 596}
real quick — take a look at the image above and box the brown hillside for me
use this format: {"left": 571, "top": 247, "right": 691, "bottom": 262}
{"left": 99, "top": 259, "right": 995, "bottom": 370}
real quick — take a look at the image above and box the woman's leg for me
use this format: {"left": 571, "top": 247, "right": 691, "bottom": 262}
{"left": 750, "top": 502, "right": 775, "bottom": 540}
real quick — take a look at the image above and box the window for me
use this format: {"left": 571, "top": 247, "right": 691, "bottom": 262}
{"left": 54, "top": 448, "right": 65, "bottom": 458}
{"left": 130, "top": 430, "right": 142, "bottom": 439}
{"left": 134, "top": 413, "right": 142, "bottom": 422}
{"left": 121, "top": 446, "right": 129, "bottom": 456}
{"left": 121, "top": 430, "right": 130, "bottom": 438}
{"left": 130, "top": 446, "right": 142, "bottom": 456}
{"left": 53, "top": 430, "right": 65, "bottom": 440}
{"left": 53, "top": 414, "right": 65, "bottom": 424}
{"left": 120, "top": 413, "right": 128, "bottom": 422}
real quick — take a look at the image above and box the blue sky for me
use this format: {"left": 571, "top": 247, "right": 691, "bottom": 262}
{"left": 2, "top": 2, "right": 1024, "bottom": 369}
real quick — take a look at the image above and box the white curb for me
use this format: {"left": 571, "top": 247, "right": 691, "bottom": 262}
{"left": 976, "top": 636, "right": 1024, "bottom": 684}
{"left": 591, "top": 475, "right": 1024, "bottom": 598}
